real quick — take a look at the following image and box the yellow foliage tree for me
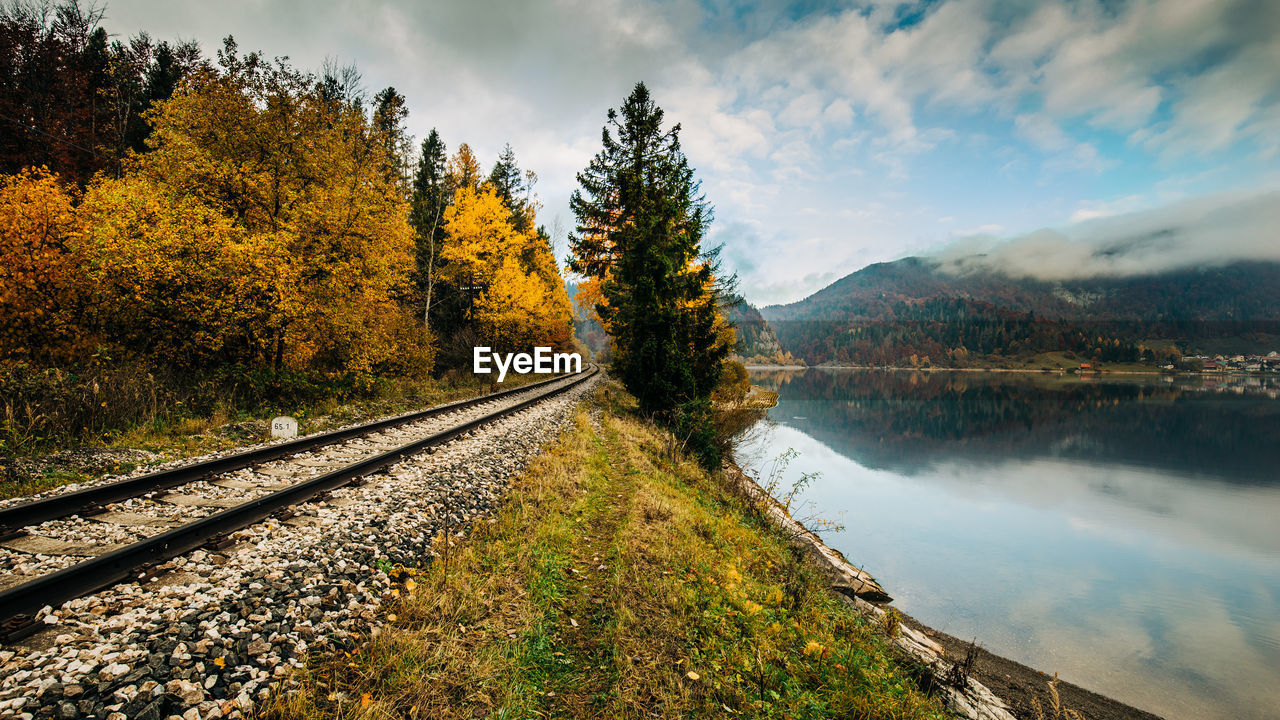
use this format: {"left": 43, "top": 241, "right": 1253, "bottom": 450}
{"left": 441, "top": 183, "right": 572, "bottom": 353}
{"left": 131, "top": 51, "right": 427, "bottom": 377}
{"left": 76, "top": 174, "right": 298, "bottom": 367}
{"left": 440, "top": 184, "right": 520, "bottom": 293}
{"left": 475, "top": 256, "right": 548, "bottom": 350}
{"left": 573, "top": 276, "right": 607, "bottom": 326}
{"left": 0, "top": 169, "right": 88, "bottom": 363}
{"left": 0, "top": 46, "right": 433, "bottom": 386}
{"left": 446, "top": 143, "right": 482, "bottom": 194}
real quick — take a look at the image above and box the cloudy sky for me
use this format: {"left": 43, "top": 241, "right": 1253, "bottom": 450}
{"left": 101, "top": 0, "right": 1280, "bottom": 306}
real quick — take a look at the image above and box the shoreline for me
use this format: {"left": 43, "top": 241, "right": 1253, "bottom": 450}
{"left": 725, "top": 458, "right": 1165, "bottom": 720}
{"left": 899, "top": 614, "right": 1163, "bottom": 720}
{"left": 745, "top": 362, "right": 1273, "bottom": 378}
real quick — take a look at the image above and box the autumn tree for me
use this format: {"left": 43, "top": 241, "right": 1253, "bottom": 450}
{"left": 446, "top": 143, "right": 482, "bottom": 194}
{"left": 76, "top": 172, "right": 296, "bottom": 368}
{"left": 112, "top": 39, "right": 428, "bottom": 378}
{"left": 441, "top": 182, "right": 572, "bottom": 356}
{"left": 475, "top": 255, "right": 572, "bottom": 352}
{"left": 0, "top": 169, "right": 88, "bottom": 363}
{"left": 569, "top": 82, "right": 733, "bottom": 465}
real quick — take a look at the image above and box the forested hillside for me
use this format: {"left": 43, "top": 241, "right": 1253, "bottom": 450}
{"left": 760, "top": 257, "right": 1280, "bottom": 366}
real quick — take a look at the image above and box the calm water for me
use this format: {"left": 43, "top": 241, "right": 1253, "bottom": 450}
{"left": 737, "top": 369, "right": 1280, "bottom": 720}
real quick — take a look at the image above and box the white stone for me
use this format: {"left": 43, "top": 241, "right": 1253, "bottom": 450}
{"left": 270, "top": 417, "right": 298, "bottom": 439}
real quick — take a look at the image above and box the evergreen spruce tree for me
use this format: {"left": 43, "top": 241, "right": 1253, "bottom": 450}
{"left": 569, "top": 82, "right": 731, "bottom": 463}
{"left": 487, "top": 144, "right": 521, "bottom": 206}
{"left": 487, "top": 143, "right": 535, "bottom": 231}
{"left": 372, "top": 86, "right": 412, "bottom": 191}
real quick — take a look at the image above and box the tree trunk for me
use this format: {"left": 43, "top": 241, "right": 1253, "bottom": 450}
{"left": 424, "top": 204, "right": 442, "bottom": 330}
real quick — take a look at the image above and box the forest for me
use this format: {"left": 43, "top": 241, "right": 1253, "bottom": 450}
{"left": 0, "top": 2, "right": 575, "bottom": 451}
{"left": 761, "top": 257, "right": 1280, "bottom": 367}
{"left": 771, "top": 298, "right": 1171, "bottom": 367}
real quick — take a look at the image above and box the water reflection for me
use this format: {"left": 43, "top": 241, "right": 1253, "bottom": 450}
{"left": 739, "top": 369, "right": 1280, "bottom": 720}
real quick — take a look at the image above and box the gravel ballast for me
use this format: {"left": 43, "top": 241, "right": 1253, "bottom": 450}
{"left": 0, "top": 376, "right": 596, "bottom": 720}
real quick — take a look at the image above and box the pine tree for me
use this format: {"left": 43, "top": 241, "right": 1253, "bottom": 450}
{"left": 569, "top": 82, "right": 732, "bottom": 461}
{"left": 487, "top": 144, "right": 522, "bottom": 208}
{"left": 487, "top": 143, "right": 537, "bottom": 231}
{"left": 372, "top": 86, "right": 412, "bottom": 192}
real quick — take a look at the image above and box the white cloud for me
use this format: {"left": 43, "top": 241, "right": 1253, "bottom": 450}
{"left": 1068, "top": 194, "right": 1149, "bottom": 223}
{"left": 992, "top": 0, "right": 1280, "bottom": 153}
{"left": 936, "top": 190, "right": 1280, "bottom": 279}
{"left": 97, "top": 0, "right": 1280, "bottom": 305}
{"left": 1142, "top": 37, "right": 1280, "bottom": 157}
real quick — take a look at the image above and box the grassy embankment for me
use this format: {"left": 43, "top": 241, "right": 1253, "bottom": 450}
{"left": 263, "top": 382, "right": 947, "bottom": 720}
{"left": 0, "top": 367, "right": 541, "bottom": 501}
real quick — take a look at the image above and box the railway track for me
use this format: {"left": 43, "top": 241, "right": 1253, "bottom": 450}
{"left": 0, "top": 366, "right": 597, "bottom": 640}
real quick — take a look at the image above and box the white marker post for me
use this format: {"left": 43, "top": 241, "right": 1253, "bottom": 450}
{"left": 271, "top": 416, "right": 298, "bottom": 439}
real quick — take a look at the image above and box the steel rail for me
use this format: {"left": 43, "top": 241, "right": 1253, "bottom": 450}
{"left": 0, "top": 365, "right": 596, "bottom": 634}
{"left": 0, "top": 371, "right": 575, "bottom": 532}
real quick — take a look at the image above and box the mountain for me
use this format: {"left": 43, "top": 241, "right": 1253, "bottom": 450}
{"left": 759, "top": 258, "right": 1280, "bottom": 366}
{"left": 723, "top": 300, "right": 796, "bottom": 364}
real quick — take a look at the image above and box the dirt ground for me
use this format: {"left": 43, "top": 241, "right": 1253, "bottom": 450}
{"left": 899, "top": 613, "right": 1165, "bottom": 720}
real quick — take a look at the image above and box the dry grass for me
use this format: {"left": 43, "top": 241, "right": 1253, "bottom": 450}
{"left": 260, "top": 383, "right": 947, "bottom": 720}
{"left": 0, "top": 365, "right": 541, "bottom": 500}
{"left": 1032, "top": 673, "right": 1088, "bottom": 720}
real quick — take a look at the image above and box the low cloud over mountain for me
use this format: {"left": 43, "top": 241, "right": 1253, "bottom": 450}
{"left": 933, "top": 190, "right": 1280, "bottom": 280}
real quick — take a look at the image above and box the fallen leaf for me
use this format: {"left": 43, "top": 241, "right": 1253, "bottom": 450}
{"left": 686, "top": 671, "right": 700, "bottom": 681}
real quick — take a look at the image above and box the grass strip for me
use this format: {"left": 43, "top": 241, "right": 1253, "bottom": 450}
{"left": 263, "top": 382, "right": 947, "bottom": 720}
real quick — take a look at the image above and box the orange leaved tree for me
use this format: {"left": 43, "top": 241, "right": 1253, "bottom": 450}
{"left": 0, "top": 169, "right": 90, "bottom": 364}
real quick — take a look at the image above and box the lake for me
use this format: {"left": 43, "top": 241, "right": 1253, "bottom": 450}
{"left": 736, "top": 368, "right": 1280, "bottom": 720}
